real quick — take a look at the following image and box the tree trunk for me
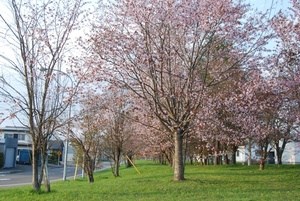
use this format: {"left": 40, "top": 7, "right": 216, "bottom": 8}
{"left": 43, "top": 156, "right": 50, "bottom": 192}
{"left": 259, "top": 160, "right": 265, "bottom": 170}
{"left": 113, "top": 148, "right": 121, "bottom": 177}
{"left": 83, "top": 154, "right": 95, "bottom": 183}
{"left": 214, "top": 141, "right": 220, "bottom": 165}
{"left": 277, "top": 155, "right": 282, "bottom": 165}
{"left": 231, "top": 145, "right": 237, "bottom": 165}
{"left": 213, "top": 153, "right": 218, "bottom": 165}
{"left": 40, "top": 144, "right": 50, "bottom": 192}
{"left": 114, "top": 158, "right": 119, "bottom": 177}
{"left": 126, "top": 154, "right": 133, "bottom": 168}
{"left": 165, "top": 149, "right": 173, "bottom": 167}
{"left": 183, "top": 138, "right": 188, "bottom": 165}
{"left": 87, "top": 171, "right": 94, "bottom": 183}
{"left": 275, "top": 139, "right": 287, "bottom": 166}
{"left": 32, "top": 147, "right": 40, "bottom": 191}
{"left": 158, "top": 153, "right": 166, "bottom": 164}
{"left": 224, "top": 154, "right": 228, "bottom": 165}
{"left": 204, "top": 155, "right": 208, "bottom": 165}
{"left": 276, "top": 144, "right": 283, "bottom": 165}
{"left": 248, "top": 138, "right": 252, "bottom": 166}
{"left": 189, "top": 155, "right": 193, "bottom": 165}
{"left": 259, "top": 141, "right": 270, "bottom": 170}
{"left": 173, "top": 130, "right": 185, "bottom": 181}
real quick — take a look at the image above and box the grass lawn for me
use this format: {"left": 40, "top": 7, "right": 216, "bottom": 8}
{"left": 0, "top": 161, "right": 299, "bottom": 201}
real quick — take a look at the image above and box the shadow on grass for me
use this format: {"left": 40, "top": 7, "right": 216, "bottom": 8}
{"left": 29, "top": 189, "right": 58, "bottom": 195}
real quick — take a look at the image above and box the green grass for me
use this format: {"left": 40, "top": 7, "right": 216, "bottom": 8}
{"left": 1, "top": 161, "right": 300, "bottom": 201}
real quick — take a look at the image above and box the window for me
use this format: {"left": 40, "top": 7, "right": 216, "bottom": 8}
{"left": 4, "top": 133, "right": 25, "bottom": 140}
{"left": 236, "top": 150, "right": 239, "bottom": 157}
{"left": 18, "top": 134, "right": 25, "bottom": 140}
{"left": 4, "top": 134, "right": 14, "bottom": 138}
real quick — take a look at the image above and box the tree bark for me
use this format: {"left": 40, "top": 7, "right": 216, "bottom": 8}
{"left": 43, "top": 157, "right": 50, "bottom": 192}
{"left": 126, "top": 155, "right": 133, "bottom": 168}
{"left": 113, "top": 148, "right": 121, "bottom": 177}
{"left": 32, "top": 146, "right": 40, "bottom": 191}
{"left": 189, "top": 155, "right": 193, "bottom": 165}
{"left": 87, "top": 172, "right": 94, "bottom": 183}
{"left": 231, "top": 145, "right": 237, "bottom": 165}
{"left": 114, "top": 161, "right": 119, "bottom": 177}
{"left": 224, "top": 154, "right": 228, "bottom": 165}
{"left": 158, "top": 153, "right": 166, "bottom": 165}
{"left": 259, "top": 160, "right": 265, "bottom": 170}
{"left": 164, "top": 149, "right": 173, "bottom": 167}
{"left": 275, "top": 139, "right": 287, "bottom": 166}
{"left": 248, "top": 138, "right": 252, "bottom": 166}
{"left": 83, "top": 154, "right": 95, "bottom": 183}
{"left": 173, "top": 130, "right": 185, "bottom": 181}
{"left": 258, "top": 140, "right": 270, "bottom": 170}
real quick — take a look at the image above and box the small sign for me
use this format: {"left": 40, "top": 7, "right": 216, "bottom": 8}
{"left": 57, "top": 151, "right": 62, "bottom": 156}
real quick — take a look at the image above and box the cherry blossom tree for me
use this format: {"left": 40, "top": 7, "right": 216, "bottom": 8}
{"left": 87, "top": 0, "right": 271, "bottom": 180}
{"left": 129, "top": 106, "right": 174, "bottom": 165}
{"left": 100, "top": 87, "right": 139, "bottom": 177}
{"left": 0, "top": 0, "right": 86, "bottom": 191}
{"left": 269, "top": 0, "right": 300, "bottom": 164}
{"left": 223, "top": 72, "right": 280, "bottom": 170}
{"left": 74, "top": 80, "right": 143, "bottom": 177}
{"left": 71, "top": 93, "right": 105, "bottom": 183}
{"left": 194, "top": 70, "right": 247, "bottom": 165}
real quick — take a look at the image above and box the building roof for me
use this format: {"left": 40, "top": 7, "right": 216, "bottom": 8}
{"left": 0, "top": 126, "right": 30, "bottom": 133}
{"left": 48, "top": 140, "right": 64, "bottom": 150}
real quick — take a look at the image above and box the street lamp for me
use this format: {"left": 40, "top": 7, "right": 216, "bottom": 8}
{"left": 40, "top": 67, "right": 73, "bottom": 181}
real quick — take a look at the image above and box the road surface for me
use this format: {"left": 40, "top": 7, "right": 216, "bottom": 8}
{"left": 0, "top": 162, "right": 110, "bottom": 188}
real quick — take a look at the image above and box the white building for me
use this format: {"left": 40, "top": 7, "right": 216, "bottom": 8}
{"left": 0, "top": 126, "right": 70, "bottom": 164}
{"left": 0, "top": 126, "right": 31, "bottom": 152}
{"left": 236, "top": 140, "right": 300, "bottom": 165}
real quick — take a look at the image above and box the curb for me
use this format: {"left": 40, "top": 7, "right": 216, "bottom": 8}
{"left": 0, "top": 170, "right": 22, "bottom": 174}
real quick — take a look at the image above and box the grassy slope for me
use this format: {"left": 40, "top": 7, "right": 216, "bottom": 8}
{"left": 0, "top": 161, "right": 300, "bottom": 201}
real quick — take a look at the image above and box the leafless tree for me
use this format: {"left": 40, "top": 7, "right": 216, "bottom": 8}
{"left": 0, "top": 0, "right": 85, "bottom": 192}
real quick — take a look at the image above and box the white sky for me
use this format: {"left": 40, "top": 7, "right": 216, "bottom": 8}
{"left": 0, "top": 0, "right": 293, "bottom": 127}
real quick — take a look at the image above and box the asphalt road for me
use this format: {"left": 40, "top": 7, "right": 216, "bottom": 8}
{"left": 0, "top": 161, "right": 111, "bottom": 188}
